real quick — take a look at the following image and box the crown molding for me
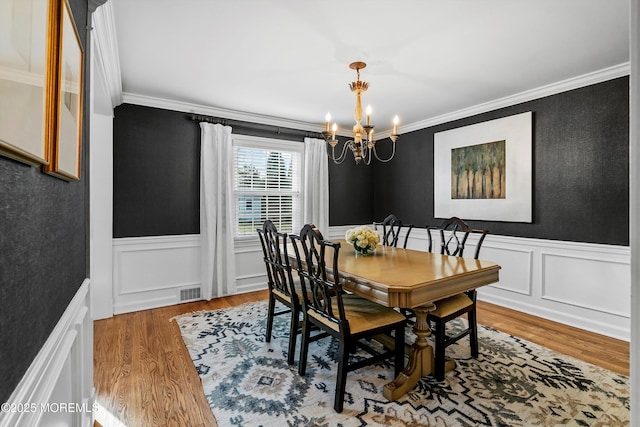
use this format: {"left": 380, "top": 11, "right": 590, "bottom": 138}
{"left": 398, "top": 62, "right": 630, "bottom": 134}
{"left": 92, "top": 1, "right": 123, "bottom": 109}
{"left": 122, "top": 63, "right": 629, "bottom": 137}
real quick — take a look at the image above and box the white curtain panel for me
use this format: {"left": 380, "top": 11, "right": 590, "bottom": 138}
{"left": 200, "top": 122, "right": 236, "bottom": 299}
{"left": 303, "top": 137, "right": 329, "bottom": 235}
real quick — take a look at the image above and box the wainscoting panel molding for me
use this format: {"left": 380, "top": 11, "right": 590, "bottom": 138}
{"left": 113, "top": 235, "right": 201, "bottom": 314}
{"left": 481, "top": 245, "right": 533, "bottom": 296}
{"left": 111, "top": 229, "right": 630, "bottom": 340}
{"left": 112, "top": 235, "right": 267, "bottom": 313}
{"left": 478, "top": 236, "right": 630, "bottom": 341}
{"left": 0, "top": 280, "right": 94, "bottom": 427}
{"left": 234, "top": 237, "right": 268, "bottom": 294}
{"left": 541, "top": 252, "right": 630, "bottom": 317}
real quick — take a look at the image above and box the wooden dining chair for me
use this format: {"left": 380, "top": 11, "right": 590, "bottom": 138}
{"left": 426, "top": 217, "right": 489, "bottom": 381}
{"left": 374, "top": 213, "right": 414, "bottom": 248}
{"left": 290, "top": 224, "right": 406, "bottom": 413}
{"left": 257, "top": 220, "right": 302, "bottom": 365}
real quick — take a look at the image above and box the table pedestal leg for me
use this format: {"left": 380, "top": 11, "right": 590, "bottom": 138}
{"left": 383, "top": 303, "right": 436, "bottom": 400}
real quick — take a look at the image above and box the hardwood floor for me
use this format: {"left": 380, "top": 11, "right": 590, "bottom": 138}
{"left": 476, "top": 301, "right": 629, "bottom": 376}
{"left": 93, "top": 291, "right": 268, "bottom": 427}
{"left": 94, "top": 290, "right": 629, "bottom": 427}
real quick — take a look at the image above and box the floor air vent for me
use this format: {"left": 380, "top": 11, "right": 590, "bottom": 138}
{"left": 179, "top": 287, "right": 202, "bottom": 302}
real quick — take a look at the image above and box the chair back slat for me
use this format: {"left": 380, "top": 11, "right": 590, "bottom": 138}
{"left": 257, "top": 220, "right": 296, "bottom": 298}
{"left": 375, "top": 214, "right": 414, "bottom": 249}
{"left": 427, "top": 217, "right": 489, "bottom": 260}
{"left": 290, "top": 224, "right": 346, "bottom": 330}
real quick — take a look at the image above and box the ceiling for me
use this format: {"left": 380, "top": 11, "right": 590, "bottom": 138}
{"left": 110, "top": 0, "right": 630, "bottom": 135}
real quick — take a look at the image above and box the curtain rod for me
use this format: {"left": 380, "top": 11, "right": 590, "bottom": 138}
{"left": 187, "top": 113, "right": 323, "bottom": 139}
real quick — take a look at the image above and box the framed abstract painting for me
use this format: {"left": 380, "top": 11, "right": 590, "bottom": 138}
{"left": 434, "top": 111, "right": 533, "bottom": 222}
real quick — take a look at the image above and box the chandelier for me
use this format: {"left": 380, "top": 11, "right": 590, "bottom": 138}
{"left": 321, "top": 61, "right": 399, "bottom": 165}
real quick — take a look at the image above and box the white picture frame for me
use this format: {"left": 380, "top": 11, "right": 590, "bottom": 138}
{"left": 434, "top": 111, "right": 533, "bottom": 222}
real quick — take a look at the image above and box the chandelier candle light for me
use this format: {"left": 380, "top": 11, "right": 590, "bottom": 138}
{"left": 322, "top": 62, "right": 400, "bottom": 164}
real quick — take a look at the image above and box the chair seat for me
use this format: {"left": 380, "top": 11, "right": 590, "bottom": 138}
{"left": 308, "top": 294, "right": 406, "bottom": 335}
{"left": 272, "top": 287, "right": 293, "bottom": 303}
{"left": 272, "top": 278, "right": 305, "bottom": 301}
{"left": 430, "top": 293, "right": 473, "bottom": 318}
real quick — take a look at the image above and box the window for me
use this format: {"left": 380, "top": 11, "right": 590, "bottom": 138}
{"left": 233, "top": 135, "right": 304, "bottom": 237}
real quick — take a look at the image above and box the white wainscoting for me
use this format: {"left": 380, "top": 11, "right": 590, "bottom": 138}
{"left": 0, "top": 279, "right": 94, "bottom": 427}
{"left": 112, "top": 229, "right": 631, "bottom": 341}
{"left": 330, "top": 225, "right": 631, "bottom": 341}
{"left": 479, "top": 234, "right": 630, "bottom": 341}
{"left": 234, "top": 237, "right": 272, "bottom": 294}
{"left": 112, "top": 234, "right": 267, "bottom": 314}
{"left": 112, "top": 235, "right": 202, "bottom": 314}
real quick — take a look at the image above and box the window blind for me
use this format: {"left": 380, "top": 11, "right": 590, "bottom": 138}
{"left": 233, "top": 143, "right": 302, "bottom": 236}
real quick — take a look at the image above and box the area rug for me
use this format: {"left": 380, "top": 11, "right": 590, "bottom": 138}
{"left": 172, "top": 301, "right": 629, "bottom": 427}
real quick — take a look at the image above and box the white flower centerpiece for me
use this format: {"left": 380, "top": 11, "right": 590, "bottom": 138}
{"left": 345, "top": 225, "right": 381, "bottom": 256}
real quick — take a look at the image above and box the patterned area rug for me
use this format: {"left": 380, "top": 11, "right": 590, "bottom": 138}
{"left": 172, "top": 301, "right": 629, "bottom": 427}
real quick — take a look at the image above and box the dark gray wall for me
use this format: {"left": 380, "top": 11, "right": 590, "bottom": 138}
{"left": 112, "top": 78, "right": 629, "bottom": 246}
{"left": 328, "top": 137, "right": 375, "bottom": 226}
{"left": 113, "top": 104, "right": 201, "bottom": 237}
{"left": 113, "top": 105, "right": 373, "bottom": 237}
{"left": 373, "top": 77, "right": 629, "bottom": 245}
{"left": 0, "top": 0, "right": 89, "bottom": 403}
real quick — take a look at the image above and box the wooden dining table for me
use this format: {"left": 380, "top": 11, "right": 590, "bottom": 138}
{"left": 294, "top": 239, "right": 501, "bottom": 401}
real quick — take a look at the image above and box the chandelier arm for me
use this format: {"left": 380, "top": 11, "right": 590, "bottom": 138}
{"left": 361, "top": 142, "right": 372, "bottom": 165}
{"left": 326, "top": 141, "right": 338, "bottom": 162}
{"left": 363, "top": 147, "right": 373, "bottom": 165}
{"left": 333, "top": 145, "right": 348, "bottom": 164}
{"left": 371, "top": 140, "right": 397, "bottom": 163}
{"left": 329, "top": 140, "right": 353, "bottom": 164}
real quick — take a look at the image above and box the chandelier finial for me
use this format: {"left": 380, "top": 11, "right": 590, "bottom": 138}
{"left": 349, "top": 62, "right": 369, "bottom": 93}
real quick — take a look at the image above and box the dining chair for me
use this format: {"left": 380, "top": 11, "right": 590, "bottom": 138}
{"left": 426, "top": 217, "right": 489, "bottom": 381}
{"left": 257, "top": 220, "right": 302, "bottom": 365}
{"left": 290, "top": 224, "right": 406, "bottom": 413}
{"left": 375, "top": 214, "right": 416, "bottom": 319}
{"left": 374, "top": 213, "right": 414, "bottom": 248}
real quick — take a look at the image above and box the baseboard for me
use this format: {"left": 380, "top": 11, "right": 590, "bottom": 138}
{"left": 113, "top": 294, "right": 181, "bottom": 315}
{"left": 236, "top": 281, "right": 268, "bottom": 295}
{"left": 477, "top": 292, "right": 630, "bottom": 342}
{"left": 0, "top": 279, "right": 94, "bottom": 427}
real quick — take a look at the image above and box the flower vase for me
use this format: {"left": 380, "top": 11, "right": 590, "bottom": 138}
{"left": 345, "top": 225, "right": 380, "bottom": 257}
{"left": 354, "top": 244, "right": 375, "bottom": 256}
